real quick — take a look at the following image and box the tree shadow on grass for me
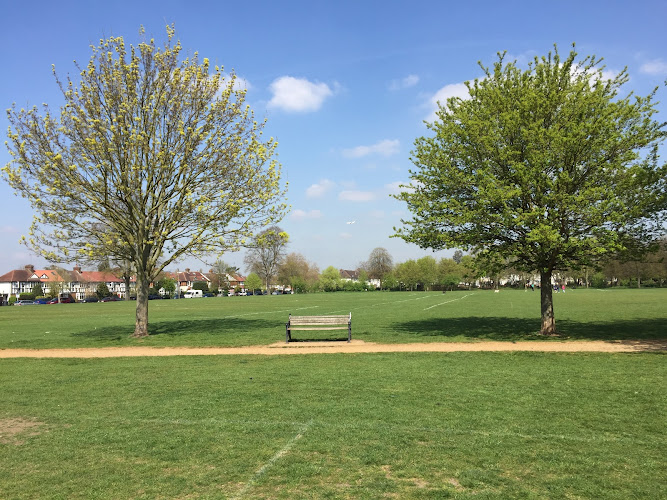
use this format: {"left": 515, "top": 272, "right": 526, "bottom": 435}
{"left": 73, "top": 318, "right": 277, "bottom": 342}
{"left": 388, "top": 316, "right": 667, "bottom": 342}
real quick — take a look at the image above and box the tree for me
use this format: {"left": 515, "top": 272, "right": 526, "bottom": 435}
{"left": 3, "top": 26, "right": 287, "bottom": 337}
{"left": 244, "top": 226, "right": 289, "bottom": 291}
{"left": 157, "top": 276, "right": 176, "bottom": 297}
{"left": 277, "top": 252, "right": 319, "bottom": 290}
{"left": 365, "top": 247, "right": 394, "bottom": 289}
{"left": 96, "top": 283, "right": 111, "bottom": 299}
{"left": 31, "top": 283, "right": 45, "bottom": 298}
{"left": 319, "top": 266, "right": 341, "bottom": 292}
{"left": 394, "top": 46, "right": 666, "bottom": 334}
{"left": 395, "top": 259, "right": 420, "bottom": 291}
{"left": 244, "top": 272, "right": 263, "bottom": 293}
{"left": 417, "top": 256, "right": 438, "bottom": 290}
{"left": 208, "top": 259, "right": 238, "bottom": 292}
{"left": 452, "top": 250, "right": 463, "bottom": 264}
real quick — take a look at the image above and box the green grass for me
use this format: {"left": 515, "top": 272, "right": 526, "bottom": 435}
{"left": 0, "top": 352, "right": 664, "bottom": 499}
{"left": 1, "top": 288, "right": 665, "bottom": 348}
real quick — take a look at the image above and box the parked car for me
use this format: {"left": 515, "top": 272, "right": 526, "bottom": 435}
{"left": 15, "top": 300, "right": 35, "bottom": 305}
{"left": 100, "top": 296, "right": 121, "bottom": 302}
{"left": 203, "top": 292, "right": 215, "bottom": 297}
{"left": 47, "top": 296, "right": 75, "bottom": 304}
{"left": 33, "top": 298, "right": 50, "bottom": 304}
{"left": 83, "top": 297, "right": 99, "bottom": 303}
{"left": 147, "top": 294, "right": 162, "bottom": 300}
{"left": 238, "top": 290, "right": 247, "bottom": 296}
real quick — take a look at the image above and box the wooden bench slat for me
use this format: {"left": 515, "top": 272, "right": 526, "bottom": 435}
{"left": 289, "top": 326, "right": 349, "bottom": 331}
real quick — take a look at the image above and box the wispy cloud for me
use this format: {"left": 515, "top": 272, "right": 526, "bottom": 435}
{"left": 0, "top": 225, "right": 19, "bottom": 234}
{"left": 268, "top": 76, "right": 336, "bottom": 112}
{"left": 306, "top": 179, "right": 336, "bottom": 198}
{"left": 389, "top": 74, "right": 419, "bottom": 91}
{"left": 338, "top": 190, "right": 375, "bottom": 202}
{"left": 291, "top": 209, "right": 323, "bottom": 220}
{"left": 342, "top": 139, "right": 400, "bottom": 159}
{"left": 425, "top": 82, "right": 470, "bottom": 122}
{"left": 640, "top": 58, "right": 667, "bottom": 75}
{"left": 385, "top": 180, "right": 417, "bottom": 195}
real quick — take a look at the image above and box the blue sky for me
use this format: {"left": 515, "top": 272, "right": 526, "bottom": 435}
{"left": 1, "top": 0, "right": 666, "bottom": 274}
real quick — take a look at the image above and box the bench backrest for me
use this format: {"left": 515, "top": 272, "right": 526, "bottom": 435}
{"left": 289, "top": 314, "right": 350, "bottom": 326}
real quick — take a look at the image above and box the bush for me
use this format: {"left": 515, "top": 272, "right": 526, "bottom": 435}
{"left": 8, "top": 296, "right": 17, "bottom": 305}
{"left": 19, "top": 293, "right": 36, "bottom": 300}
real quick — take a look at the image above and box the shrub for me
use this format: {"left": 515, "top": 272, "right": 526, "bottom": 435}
{"left": 19, "top": 293, "right": 36, "bottom": 300}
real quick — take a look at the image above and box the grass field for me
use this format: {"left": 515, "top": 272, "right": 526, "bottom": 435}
{"left": 1, "top": 288, "right": 666, "bottom": 348}
{"left": 1, "top": 289, "right": 665, "bottom": 498}
{"left": 1, "top": 352, "right": 665, "bottom": 499}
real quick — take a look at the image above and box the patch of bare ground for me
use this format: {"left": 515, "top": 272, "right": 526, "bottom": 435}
{"left": 0, "top": 339, "right": 664, "bottom": 358}
{"left": 0, "top": 418, "right": 45, "bottom": 445}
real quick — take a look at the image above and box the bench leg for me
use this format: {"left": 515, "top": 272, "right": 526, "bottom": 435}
{"left": 348, "top": 323, "right": 351, "bottom": 343}
{"left": 286, "top": 324, "right": 291, "bottom": 343}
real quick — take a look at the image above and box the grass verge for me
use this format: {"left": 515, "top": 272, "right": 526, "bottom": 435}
{"left": 1, "top": 289, "right": 666, "bottom": 348}
{"left": 0, "top": 352, "right": 664, "bottom": 498}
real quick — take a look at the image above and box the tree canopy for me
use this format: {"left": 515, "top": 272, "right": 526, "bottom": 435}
{"left": 3, "top": 26, "right": 287, "bottom": 336}
{"left": 394, "top": 46, "right": 666, "bottom": 334}
{"left": 244, "top": 226, "right": 289, "bottom": 291}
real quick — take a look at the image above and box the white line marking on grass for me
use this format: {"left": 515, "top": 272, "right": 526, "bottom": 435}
{"left": 423, "top": 293, "right": 475, "bottom": 311}
{"left": 222, "top": 306, "right": 320, "bottom": 319}
{"left": 232, "top": 419, "right": 313, "bottom": 500}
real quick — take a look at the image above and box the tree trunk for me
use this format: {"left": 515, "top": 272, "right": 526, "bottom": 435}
{"left": 133, "top": 274, "right": 149, "bottom": 338}
{"left": 124, "top": 275, "right": 131, "bottom": 300}
{"left": 540, "top": 270, "right": 556, "bottom": 335}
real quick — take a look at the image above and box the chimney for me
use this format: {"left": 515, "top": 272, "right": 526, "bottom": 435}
{"left": 73, "top": 266, "right": 82, "bottom": 273}
{"left": 24, "top": 264, "right": 35, "bottom": 273}
{"left": 185, "top": 268, "right": 190, "bottom": 273}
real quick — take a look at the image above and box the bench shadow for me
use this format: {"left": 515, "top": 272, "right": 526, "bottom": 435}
{"left": 72, "top": 318, "right": 276, "bottom": 342}
{"left": 387, "top": 317, "right": 667, "bottom": 343}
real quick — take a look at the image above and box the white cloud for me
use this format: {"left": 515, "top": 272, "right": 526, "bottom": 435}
{"left": 342, "top": 139, "right": 400, "bottom": 159}
{"left": 640, "top": 59, "right": 667, "bottom": 75}
{"left": 339, "top": 232, "right": 353, "bottom": 240}
{"left": 338, "top": 190, "right": 375, "bottom": 202}
{"left": 231, "top": 76, "right": 251, "bottom": 91}
{"left": 291, "top": 209, "right": 323, "bottom": 220}
{"left": 306, "top": 179, "right": 336, "bottom": 198}
{"left": 268, "top": 76, "right": 335, "bottom": 112}
{"left": 0, "top": 225, "right": 19, "bottom": 234}
{"left": 425, "top": 82, "right": 470, "bottom": 122}
{"left": 389, "top": 74, "right": 420, "bottom": 91}
{"left": 384, "top": 180, "right": 416, "bottom": 195}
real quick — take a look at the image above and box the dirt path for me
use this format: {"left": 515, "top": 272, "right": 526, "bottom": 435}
{"left": 0, "top": 339, "right": 664, "bottom": 358}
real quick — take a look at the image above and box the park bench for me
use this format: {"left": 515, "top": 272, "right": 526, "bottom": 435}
{"left": 285, "top": 313, "right": 352, "bottom": 343}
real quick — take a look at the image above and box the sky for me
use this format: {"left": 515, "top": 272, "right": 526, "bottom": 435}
{"left": 1, "top": 0, "right": 666, "bottom": 275}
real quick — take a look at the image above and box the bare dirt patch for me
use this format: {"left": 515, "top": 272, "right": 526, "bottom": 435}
{"left": 0, "top": 339, "right": 664, "bottom": 358}
{"left": 0, "top": 418, "right": 45, "bottom": 445}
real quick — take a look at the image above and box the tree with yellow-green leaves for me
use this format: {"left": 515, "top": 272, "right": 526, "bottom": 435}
{"left": 3, "top": 26, "right": 287, "bottom": 337}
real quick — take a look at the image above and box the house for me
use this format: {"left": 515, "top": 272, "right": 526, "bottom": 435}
{"left": 173, "top": 268, "right": 211, "bottom": 293}
{"left": 339, "top": 269, "right": 360, "bottom": 281}
{"left": 0, "top": 265, "right": 42, "bottom": 304}
{"left": 204, "top": 270, "right": 246, "bottom": 291}
{"left": 31, "top": 266, "right": 125, "bottom": 300}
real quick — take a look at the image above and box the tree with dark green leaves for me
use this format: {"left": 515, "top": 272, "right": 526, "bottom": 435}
{"left": 96, "top": 283, "right": 111, "bottom": 299}
{"left": 394, "top": 46, "right": 666, "bottom": 334}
